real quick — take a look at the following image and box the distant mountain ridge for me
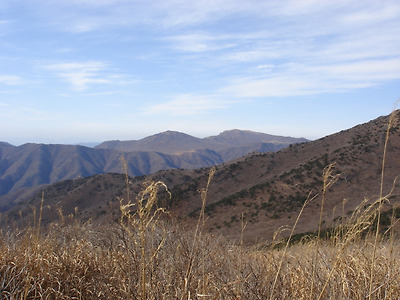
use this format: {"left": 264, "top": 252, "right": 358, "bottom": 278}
{"left": 205, "top": 129, "right": 305, "bottom": 145}
{"left": 95, "top": 129, "right": 308, "bottom": 154}
{"left": 0, "top": 142, "right": 14, "bottom": 148}
{"left": 0, "top": 130, "right": 307, "bottom": 209}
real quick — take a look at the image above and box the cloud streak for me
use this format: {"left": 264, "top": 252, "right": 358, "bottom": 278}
{"left": 142, "top": 94, "right": 231, "bottom": 116}
{"left": 44, "top": 61, "right": 136, "bottom": 90}
{"left": 0, "top": 75, "right": 23, "bottom": 85}
{"left": 220, "top": 57, "right": 400, "bottom": 98}
{"left": 45, "top": 61, "right": 109, "bottom": 90}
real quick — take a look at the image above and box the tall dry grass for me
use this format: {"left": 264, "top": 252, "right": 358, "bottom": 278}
{"left": 2, "top": 171, "right": 400, "bottom": 299}
{"left": 1, "top": 216, "right": 400, "bottom": 299}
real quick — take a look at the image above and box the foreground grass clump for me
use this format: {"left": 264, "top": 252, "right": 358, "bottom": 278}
{"left": 1, "top": 207, "right": 400, "bottom": 299}
{"left": 1, "top": 223, "right": 400, "bottom": 299}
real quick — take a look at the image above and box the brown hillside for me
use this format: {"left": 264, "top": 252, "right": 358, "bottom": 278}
{"left": 162, "top": 111, "right": 400, "bottom": 242}
{"left": 0, "top": 130, "right": 306, "bottom": 208}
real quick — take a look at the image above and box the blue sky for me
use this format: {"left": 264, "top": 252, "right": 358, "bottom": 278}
{"left": 1, "top": 0, "right": 399, "bottom": 145}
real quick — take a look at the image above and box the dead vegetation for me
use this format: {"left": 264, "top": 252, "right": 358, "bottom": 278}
{"left": 1, "top": 170, "right": 400, "bottom": 299}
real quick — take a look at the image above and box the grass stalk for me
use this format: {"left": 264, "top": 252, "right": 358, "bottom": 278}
{"left": 119, "top": 156, "right": 170, "bottom": 300}
{"left": 181, "top": 167, "right": 215, "bottom": 300}
{"left": 269, "top": 190, "right": 316, "bottom": 300}
{"left": 368, "top": 108, "right": 397, "bottom": 299}
{"left": 36, "top": 191, "right": 44, "bottom": 239}
{"left": 238, "top": 212, "right": 247, "bottom": 298}
{"left": 311, "top": 163, "right": 339, "bottom": 298}
{"left": 120, "top": 180, "right": 169, "bottom": 300}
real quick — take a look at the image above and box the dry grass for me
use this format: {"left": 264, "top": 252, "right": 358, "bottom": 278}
{"left": 1, "top": 219, "right": 400, "bottom": 299}
{"left": 1, "top": 174, "right": 400, "bottom": 299}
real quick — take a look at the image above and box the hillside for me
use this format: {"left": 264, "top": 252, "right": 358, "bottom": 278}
{"left": 4, "top": 111, "right": 400, "bottom": 243}
{"left": 167, "top": 111, "right": 400, "bottom": 241}
{"left": 0, "top": 130, "right": 305, "bottom": 210}
{"left": 0, "top": 145, "right": 224, "bottom": 210}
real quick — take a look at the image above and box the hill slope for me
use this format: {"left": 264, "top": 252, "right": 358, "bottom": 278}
{"left": 0, "top": 145, "right": 224, "bottom": 208}
{"left": 0, "top": 130, "right": 305, "bottom": 209}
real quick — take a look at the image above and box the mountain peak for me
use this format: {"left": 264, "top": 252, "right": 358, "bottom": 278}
{"left": 153, "top": 130, "right": 194, "bottom": 138}
{"left": 0, "top": 141, "right": 15, "bottom": 148}
{"left": 161, "top": 130, "right": 186, "bottom": 134}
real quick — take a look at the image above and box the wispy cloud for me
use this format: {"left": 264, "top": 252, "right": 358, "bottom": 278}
{"left": 220, "top": 75, "right": 322, "bottom": 98}
{"left": 0, "top": 105, "right": 51, "bottom": 122}
{"left": 0, "top": 75, "right": 23, "bottom": 85}
{"left": 313, "top": 58, "right": 400, "bottom": 82}
{"left": 338, "top": 1, "right": 400, "bottom": 24}
{"left": 22, "top": 1, "right": 295, "bottom": 33}
{"left": 44, "top": 61, "right": 135, "bottom": 90}
{"left": 142, "top": 94, "right": 231, "bottom": 116}
{"left": 166, "top": 33, "right": 236, "bottom": 53}
{"left": 220, "top": 57, "right": 400, "bottom": 98}
{"left": 0, "top": 19, "right": 14, "bottom": 35}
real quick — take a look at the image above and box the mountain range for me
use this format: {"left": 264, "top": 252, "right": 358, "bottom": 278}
{"left": 2, "top": 111, "right": 400, "bottom": 244}
{"left": 0, "top": 130, "right": 307, "bottom": 211}
{"left": 95, "top": 129, "right": 307, "bottom": 154}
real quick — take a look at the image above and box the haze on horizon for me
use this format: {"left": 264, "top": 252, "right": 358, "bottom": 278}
{"left": 1, "top": 0, "right": 399, "bottom": 146}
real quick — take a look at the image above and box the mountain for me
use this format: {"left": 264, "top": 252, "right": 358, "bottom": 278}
{"left": 205, "top": 129, "right": 308, "bottom": 146}
{"left": 95, "top": 131, "right": 218, "bottom": 153}
{"left": 0, "top": 145, "right": 223, "bottom": 209}
{"left": 4, "top": 111, "right": 400, "bottom": 243}
{"left": 0, "top": 142, "right": 14, "bottom": 148}
{"left": 95, "top": 130, "right": 307, "bottom": 154}
{"left": 0, "top": 130, "right": 305, "bottom": 210}
{"left": 75, "top": 142, "right": 100, "bottom": 148}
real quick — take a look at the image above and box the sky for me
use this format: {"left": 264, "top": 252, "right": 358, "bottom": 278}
{"left": 1, "top": 0, "right": 400, "bottom": 145}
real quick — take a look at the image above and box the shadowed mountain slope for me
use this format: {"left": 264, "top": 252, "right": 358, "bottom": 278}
{"left": 0, "top": 130, "right": 305, "bottom": 210}
{"left": 0, "top": 142, "right": 14, "bottom": 148}
{"left": 0, "top": 145, "right": 223, "bottom": 201}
